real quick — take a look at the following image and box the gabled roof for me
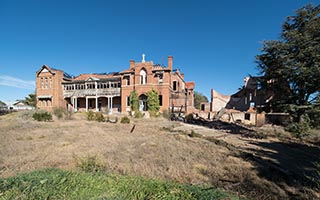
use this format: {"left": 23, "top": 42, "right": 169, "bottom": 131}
{"left": 36, "top": 65, "right": 57, "bottom": 76}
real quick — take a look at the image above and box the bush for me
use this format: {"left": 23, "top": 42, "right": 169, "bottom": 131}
{"left": 53, "top": 107, "right": 64, "bottom": 119}
{"left": 306, "top": 109, "right": 320, "bottom": 129}
{"left": 86, "top": 111, "right": 95, "bottom": 121}
{"left": 285, "top": 114, "right": 311, "bottom": 138}
{"left": 32, "top": 111, "right": 52, "bottom": 121}
{"left": 149, "top": 110, "right": 160, "bottom": 117}
{"left": 134, "top": 111, "right": 144, "bottom": 118}
{"left": 95, "top": 112, "right": 105, "bottom": 122}
{"left": 120, "top": 116, "right": 130, "bottom": 124}
{"left": 86, "top": 111, "right": 105, "bottom": 122}
{"left": 146, "top": 89, "right": 160, "bottom": 112}
{"left": 130, "top": 91, "right": 139, "bottom": 112}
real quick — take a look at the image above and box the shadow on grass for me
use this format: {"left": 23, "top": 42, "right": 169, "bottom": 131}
{"left": 185, "top": 118, "right": 262, "bottom": 138}
{"left": 238, "top": 141, "right": 320, "bottom": 199}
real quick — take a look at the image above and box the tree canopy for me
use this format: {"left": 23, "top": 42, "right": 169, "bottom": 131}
{"left": 256, "top": 4, "right": 320, "bottom": 111}
{"left": 194, "top": 91, "right": 208, "bottom": 109}
{"left": 24, "top": 93, "right": 37, "bottom": 107}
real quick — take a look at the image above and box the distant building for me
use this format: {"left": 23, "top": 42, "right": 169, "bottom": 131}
{"left": 13, "top": 100, "right": 34, "bottom": 110}
{"left": 36, "top": 55, "right": 195, "bottom": 113}
{"left": 2, "top": 100, "right": 34, "bottom": 110}
{"left": 0, "top": 101, "right": 7, "bottom": 111}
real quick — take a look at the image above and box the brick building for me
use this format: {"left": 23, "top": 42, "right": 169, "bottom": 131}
{"left": 36, "top": 55, "right": 195, "bottom": 114}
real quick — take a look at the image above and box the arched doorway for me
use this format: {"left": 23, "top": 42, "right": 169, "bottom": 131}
{"left": 139, "top": 94, "right": 148, "bottom": 111}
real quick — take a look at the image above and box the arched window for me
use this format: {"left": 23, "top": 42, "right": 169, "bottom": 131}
{"left": 140, "top": 69, "right": 147, "bottom": 84}
{"left": 41, "top": 78, "right": 44, "bottom": 89}
{"left": 49, "top": 78, "right": 52, "bottom": 88}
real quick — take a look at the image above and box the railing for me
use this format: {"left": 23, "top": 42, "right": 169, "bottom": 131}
{"left": 63, "top": 88, "right": 121, "bottom": 97}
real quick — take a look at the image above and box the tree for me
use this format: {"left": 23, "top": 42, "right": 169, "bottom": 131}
{"left": 24, "top": 93, "right": 37, "bottom": 107}
{"left": 129, "top": 91, "right": 139, "bottom": 112}
{"left": 146, "top": 89, "right": 160, "bottom": 112}
{"left": 194, "top": 91, "right": 208, "bottom": 109}
{"left": 256, "top": 4, "right": 320, "bottom": 119}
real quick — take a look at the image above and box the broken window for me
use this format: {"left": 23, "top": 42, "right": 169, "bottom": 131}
{"left": 158, "top": 74, "right": 163, "bottom": 84}
{"left": 124, "top": 76, "right": 130, "bottom": 85}
{"left": 173, "top": 81, "right": 177, "bottom": 91}
{"left": 159, "top": 95, "right": 163, "bottom": 106}
{"left": 201, "top": 104, "right": 205, "bottom": 111}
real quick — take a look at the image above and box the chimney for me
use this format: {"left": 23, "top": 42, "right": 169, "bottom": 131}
{"left": 168, "top": 55, "right": 173, "bottom": 70}
{"left": 130, "top": 59, "right": 135, "bottom": 69}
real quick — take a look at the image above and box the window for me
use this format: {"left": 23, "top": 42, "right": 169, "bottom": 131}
{"left": 158, "top": 74, "right": 163, "bottom": 84}
{"left": 245, "top": 113, "right": 250, "bottom": 120}
{"left": 173, "top": 81, "right": 177, "bottom": 91}
{"left": 41, "top": 78, "right": 44, "bottom": 89}
{"left": 140, "top": 69, "right": 147, "bottom": 84}
{"left": 124, "top": 76, "right": 130, "bottom": 85}
{"left": 49, "top": 78, "right": 52, "bottom": 88}
{"left": 127, "top": 96, "right": 130, "bottom": 106}
{"left": 201, "top": 104, "right": 205, "bottom": 111}
{"left": 45, "top": 78, "right": 48, "bottom": 89}
{"left": 159, "top": 95, "right": 163, "bottom": 106}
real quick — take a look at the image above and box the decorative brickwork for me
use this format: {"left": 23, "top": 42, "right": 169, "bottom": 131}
{"left": 36, "top": 55, "right": 195, "bottom": 113}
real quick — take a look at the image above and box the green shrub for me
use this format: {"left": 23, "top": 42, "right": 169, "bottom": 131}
{"left": 285, "top": 114, "right": 311, "bottom": 138}
{"left": 32, "top": 111, "right": 52, "bottom": 121}
{"left": 52, "top": 107, "right": 64, "bottom": 119}
{"left": 130, "top": 91, "right": 139, "bottom": 112}
{"left": 95, "top": 112, "right": 105, "bottom": 122}
{"left": 146, "top": 89, "right": 160, "bottom": 112}
{"left": 86, "top": 111, "right": 95, "bottom": 121}
{"left": 120, "top": 116, "right": 130, "bottom": 124}
{"left": 306, "top": 109, "right": 320, "bottom": 129}
{"left": 134, "top": 111, "right": 144, "bottom": 118}
{"left": 149, "top": 110, "right": 160, "bottom": 118}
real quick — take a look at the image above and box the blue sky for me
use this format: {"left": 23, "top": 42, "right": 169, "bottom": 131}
{"left": 0, "top": 0, "right": 317, "bottom": 101}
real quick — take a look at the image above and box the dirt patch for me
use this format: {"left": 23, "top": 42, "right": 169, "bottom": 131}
{"left": 0, "top": 112, "right": 319, "bottom": 199}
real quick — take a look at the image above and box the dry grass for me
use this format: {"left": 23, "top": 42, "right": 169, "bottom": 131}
{"left": 0, "top": 111, "right": 319, "bottom": 200}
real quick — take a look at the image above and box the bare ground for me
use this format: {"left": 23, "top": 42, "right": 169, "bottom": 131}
{"left": 0, "top": 111, "right": 319, "bottom": 200}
